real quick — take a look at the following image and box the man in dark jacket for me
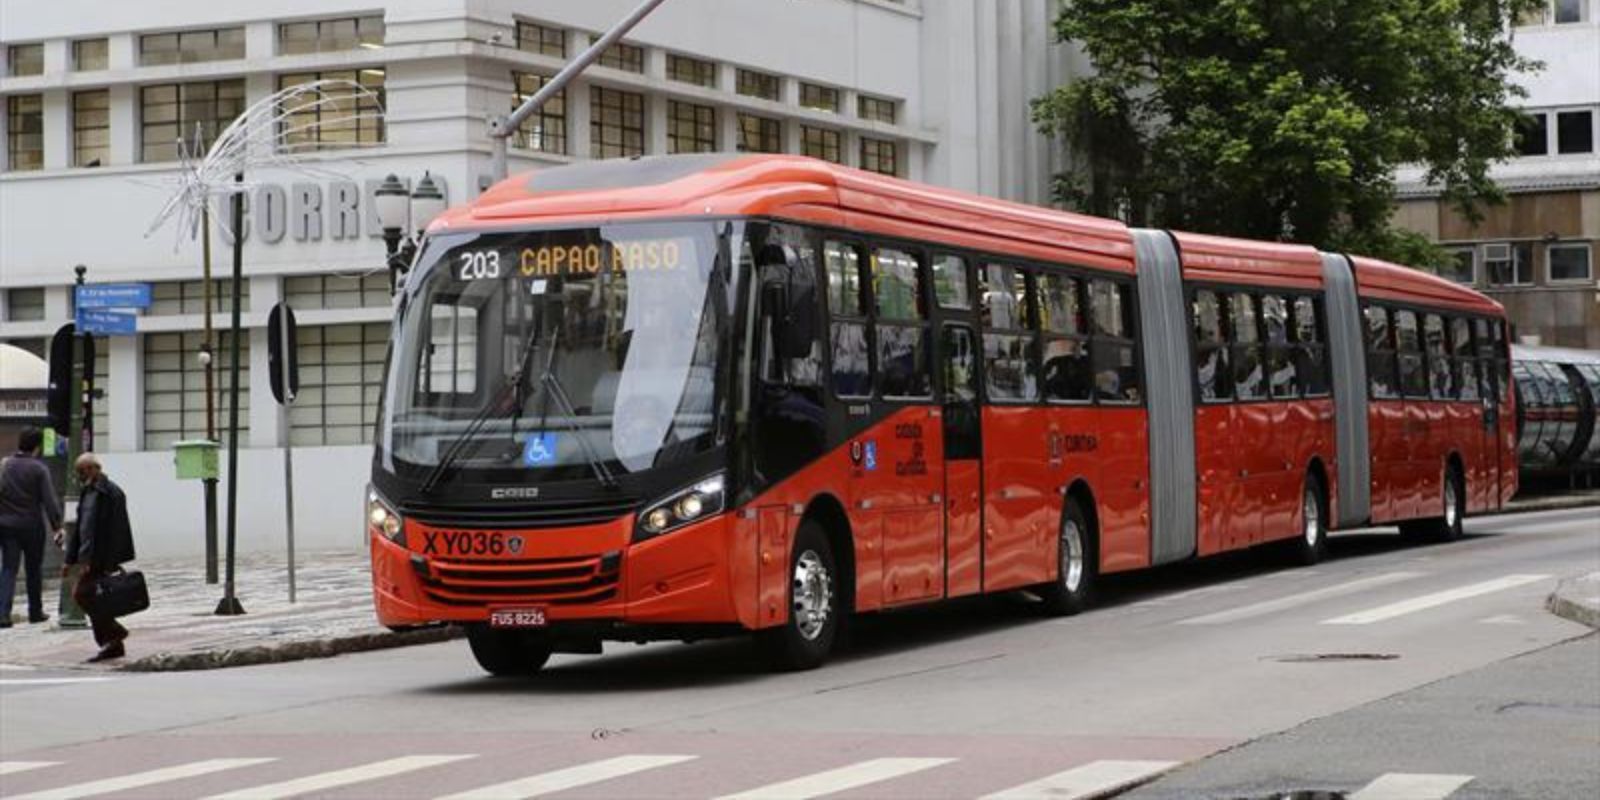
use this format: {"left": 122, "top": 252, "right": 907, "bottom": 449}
{"left": 0, "top": 426, "right": 64, "bottom": 628}
{"left": 67, "top": 453, "right": 135, "bottom": 662}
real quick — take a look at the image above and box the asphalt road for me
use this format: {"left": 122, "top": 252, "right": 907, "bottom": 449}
{"left": 1, "top": 507, "right": 1595, "bottom": 799}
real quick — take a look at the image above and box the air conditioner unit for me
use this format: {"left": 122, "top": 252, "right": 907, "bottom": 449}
{"left": 1483, "top": 243, "right": 1511, "bottom": 262}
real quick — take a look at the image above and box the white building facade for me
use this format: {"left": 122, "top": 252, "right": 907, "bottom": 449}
{"left": 0, "top": 0, "right": 1077, "bottom": 557}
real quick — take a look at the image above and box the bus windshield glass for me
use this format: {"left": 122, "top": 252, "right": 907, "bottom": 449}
{"left": 382, "top": 221, "right": 730, "bottom": 480}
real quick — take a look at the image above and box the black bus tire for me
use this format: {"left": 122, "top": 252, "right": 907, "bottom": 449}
{"left": 466, "top": 626, "right": 552, "bottom": 677}
{"left": 1402, "top": 466, "right": 1465, "bottom": 544}
{"left": 1291, "top": 473, "right": 1329, "bottom": 566}
{"left": 759, "top": 521, "right": 840, "bottom": 671}
{"left": 1037, "top": 497, "right": 1097, "bottom": 616}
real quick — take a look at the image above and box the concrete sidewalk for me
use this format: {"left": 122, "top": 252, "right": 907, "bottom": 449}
{"left": 0, "top": 549, "right": 455, "bottom": 672}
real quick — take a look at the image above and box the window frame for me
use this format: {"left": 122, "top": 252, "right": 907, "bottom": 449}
{"left": 72, "top": 89, "right": 110, "bottom": 168}
{"left": 139, "top": 79, "right": 247, "bottom": 163}
{"left": 1546, "top": 242, "right": 1594, "bottom": 284}
{"left": 72, "top": 38, "right": 108, "bottom": 72}
{"left": 1555, "top": 108, "right": 1595, "bottom": 155}
{"left": 515, "top": 20, "right": 566, "bottom": 58}
{"left": 276, "top": 70, "right": 387, "bottom": 152}
{"left": 590, "top": 85, "right": 645, "bottom": 158}
{"left": 870, "top": 246, "right": 934, "bottom": 401}
{"left": 666, "top": 53, "right": 717, "bottom": 88}
{"left": 822, "top": 238, "right": 875, "bottom": 401}
{"left": 666, "top": 99, "right": 717, "bottom": 154}
{"left": 6, "top": 93, "right": 44, "bottom": 172}
{"left": 139, "top": 26, "right": 246, "bottom": 66}
{"left": 510, "top": 72, "right": 567, "bottom": 154}
{"left": 736, "top": 112, "right": 782, "bottom": 153}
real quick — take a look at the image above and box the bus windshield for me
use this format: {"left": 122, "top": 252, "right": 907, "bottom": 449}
{"left": 381, "top": 221, "right": 731, "bottom": 481}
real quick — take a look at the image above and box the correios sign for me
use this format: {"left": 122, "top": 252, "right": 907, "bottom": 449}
{"left": 218, "top": 176, "right": 450, "bottom": 245}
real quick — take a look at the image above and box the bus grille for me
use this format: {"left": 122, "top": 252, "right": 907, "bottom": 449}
{"left": 418, "top": 553, "right": 621, "bottom": 606}
{"left": 399, "top": 495, "right": 639, "bottom": 530}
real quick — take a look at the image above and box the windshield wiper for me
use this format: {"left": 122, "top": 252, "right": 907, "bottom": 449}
{"left": 534, "top": 324, "right": 619, "bottom": 489}
{"left": 417, "top": 312, "right": 543, "bottom": 495}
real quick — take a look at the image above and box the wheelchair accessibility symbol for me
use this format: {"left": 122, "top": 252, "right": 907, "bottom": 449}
{"left": 523, "top": 433, "right": 559, "bottom": 466}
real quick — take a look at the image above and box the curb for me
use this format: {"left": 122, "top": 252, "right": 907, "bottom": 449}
{"left": 1503, "top": 496, "right": 1600, "bottom": 514}
{"left": 1546, "top": 578, "right": 1600, "bottom": 630}
{"left": 120, "top": 625, "right": 462, "bottom": 672}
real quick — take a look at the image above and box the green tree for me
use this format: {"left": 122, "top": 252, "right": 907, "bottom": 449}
{"left": 1032, "top": 0, "right": 1542, "bottom": 267}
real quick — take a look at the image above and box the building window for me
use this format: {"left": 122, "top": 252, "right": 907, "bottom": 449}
{"left": 277, "top": 70, "right": 386, "bottom": 152}
{"left": 140, "top": 79, "right": 247, "bottom": 163}
{"left": 666, "top": 100, "right": 716, "bottom": 153}
{"left": 1515, "top": 113, "right": 1548, "bottom": 157}
{"left": 1556, "top": 110, "right": 1594, "bottom": 154}
{"left": 142, "top": 331, "right": 249, "bottom": 450}
{"left": 800, "top": 83, "right": 840, "bottom": 113}
{"left": 737, "top": 113, "right": 782, "bottom": 153}
{"left": 590, "top": 86, "right": 644, "bottom": 158}
{"left": 667, "top": 54, "right": 716, "bottom": 88}
{"left": 858, "top": 95, "right": 896, "bottom": 124}
{"left": 71, "top": 90, "right": 111, "bottom": 168}
{"left": 289, "top": 322, "right": 389, "bottom": 445}
{"left": 73, "top": 39, "right": 108, "bottom": 71}
{"left": 283, "top": 273, "right": 390, "bottom": 309}
{"left": 7, "top": 44, "right": 43, "bottom": 77}
{"left": 737, "top": 68, "right": 780, "bottom": 101}
{"left": 5, "top": 288, "right": 46, "bottom": 321}
{"left": 516, "top": 21, "right": 566, "bottom": 57}
{"left": 278, "top": 16, "right": 385, "bottom": 55}
{"left": 1484, "top": 242, "right": 1534, "bottom": 286}
{"left": 801, "top": 126, "right": 841, "bottom": 163}
{"left": 1548, "top": 243, "right": 1593, "bottom": 283}
{"left": 511, "top": 72, "right": 566, "bottom": 154}
{"left": 6, "top": 94, "right": 43, "bottom": 172}
{"left": 1555, "top": 0, "right": 1587, "bottom": 23}
{"left": 148, "top": 279, "right": 248, "bottom": 315}
{"left": 1441, "top": 246, "right": 1475, "bottom": 285}
{"left": 859, "top": 137, "right": 899, "bottom": 175}
{"left": 589, "top": 36, "right": 644, "bottom": 73}
{"left": 139, "top": 27, "right": 246, "bottom": 66}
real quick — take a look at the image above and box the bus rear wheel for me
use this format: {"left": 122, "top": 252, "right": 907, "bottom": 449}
{"left": 758, "top": 521, "right": 840, "bottom": 671}
{"left": 1290, "top": 474, "right": 1328, "bottom": 566}
{"left": 1037, "top": 498, "right": 1097, "bottom": 616}
{"left": 466, "top": 626, "right": 552, "bottom": 677}
{"left": 1402, "top": 466, "right": 1465, "bottom": 544}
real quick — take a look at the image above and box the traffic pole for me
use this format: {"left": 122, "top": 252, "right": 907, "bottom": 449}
{"left": 215, "top": 175, "right": 246, "bottom": 616}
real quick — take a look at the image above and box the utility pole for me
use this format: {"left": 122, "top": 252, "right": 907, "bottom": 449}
{"left": 200, "top": 205, "right": 220, "bottom": 584}
{"left": 215, "top": 175, "right": 246, "bottom": 617}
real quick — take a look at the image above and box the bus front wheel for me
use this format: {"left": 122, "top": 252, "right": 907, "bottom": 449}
{"left": 1037, "top": 498, "right": 1097, "bottom": 616}
{"left": 1402, "top": 466, "right": 1465, "bottom": 544}
{"left": 759, "top": 521, "right": 840, "bottom": 671}
{"left": 466, "top": 626, "right": 552, "bottom": 677}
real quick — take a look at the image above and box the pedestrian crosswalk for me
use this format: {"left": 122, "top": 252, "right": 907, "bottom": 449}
{"left": 0, "top": 756, "right": 1488, "bottom": 800}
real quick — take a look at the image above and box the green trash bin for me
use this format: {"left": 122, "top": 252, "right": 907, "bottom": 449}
{"left": 174, "top": 439, "right": 220, "bottom": 480}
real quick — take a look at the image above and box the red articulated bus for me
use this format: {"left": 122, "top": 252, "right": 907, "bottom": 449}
{"left": 367, "top": 154, "right": 1516, "bottom": 675}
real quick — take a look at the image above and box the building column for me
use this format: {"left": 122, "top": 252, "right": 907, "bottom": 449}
{"left": 569, "top": 79, "right": 592, "bottom": 158}
{"left": 247, "top": 275, "right": 282, "bottom": 449}
{"left": 42, "top": 91, "right": 70, "bottom": 171}
{"left": 108, "top": 335, "right": 141, "bottom": 452}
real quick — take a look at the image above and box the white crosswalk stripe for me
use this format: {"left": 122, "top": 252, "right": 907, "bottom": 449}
{"left": 1348, "top": 772, "right": 1474, "bottom": 799}
{"left": 0, "top": 761, "right": 60, "bottom": 777}
{"left": 713, "top": 757, "right": 955, "bottom": 800}
{"left": 1322, "top": 574, "right": 1550, "bottom": 624}
{"left": 204, "top": 755, "right": 473, "bottom": 800}
{"left": 979, "top": 759, "right": 1179, "bottom": 800}
{"left": 7, "top": 758, "right": 276, "bottom": 800}
{"left": 435, "top": 755, "right": 696, "bottom": 800}
{"left": 1179, "top": 572, "right": 1423, "bottom": 625}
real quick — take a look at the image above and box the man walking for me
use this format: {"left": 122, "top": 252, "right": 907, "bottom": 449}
{"left": 0, "top": 426, "right": 64, "bottom": 628}
{"left": 66, "top": 453, "right": 136, "bottom": 662}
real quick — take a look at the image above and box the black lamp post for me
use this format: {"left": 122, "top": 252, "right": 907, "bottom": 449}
{"left": 375, "top": 172, "right": 446, "bottom": 293}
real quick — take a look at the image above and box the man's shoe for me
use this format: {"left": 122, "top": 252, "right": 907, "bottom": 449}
{"left": 28, "top": 612, "right": 49, "bottom": 624}
{"left": 0, "top": 619, "right": 12, "bottom": 629}
{"left": 85, "top": 641, "right": 125, "bottom": 663}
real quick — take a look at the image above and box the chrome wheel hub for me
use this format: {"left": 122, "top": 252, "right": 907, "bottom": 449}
{"left": 1303, "top": 487, "right": 1320, "bottom": 547}
{"left": 1444, "top": 478, "right": 1459, "bottom": 529}
{"left": 1061, "top": 518, "right": 1084, "bottom": 593}
{"left": 792, "top": 550, "right": 832, "bottom": 641}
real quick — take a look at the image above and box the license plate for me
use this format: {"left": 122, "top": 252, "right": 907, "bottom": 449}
{"left": 489, "top": 607, "right": 547, "bottom": 628}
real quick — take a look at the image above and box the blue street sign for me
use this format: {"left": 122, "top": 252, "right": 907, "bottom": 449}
{"left": 75, "top": 283, "right": 152, "bottom": 309}
{"left": 76, "top": 309, "right": 138, "bottom": 335}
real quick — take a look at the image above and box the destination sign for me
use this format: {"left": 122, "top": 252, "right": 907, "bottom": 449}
{"left": 452, "top": 237, "right": 690, "bottom": 281}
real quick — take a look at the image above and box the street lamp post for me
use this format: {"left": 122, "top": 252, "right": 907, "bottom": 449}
{"left": 375, "top": 171, "right": 447, "bottom": 294}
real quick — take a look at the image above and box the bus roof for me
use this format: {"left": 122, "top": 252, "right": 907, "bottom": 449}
{"left": 437, "top": 154, "right": 1138, "bottom": 272}
{"left": 1169, "top": 230, "right": 1325, "bottom": 291}
{"left": 1348, "top": 255, "right": 1504, "bottom": 316}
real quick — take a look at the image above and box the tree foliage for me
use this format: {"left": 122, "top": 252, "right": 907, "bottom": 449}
{"left": 1032, "top": 0, "right": 1542, "bottom": 266}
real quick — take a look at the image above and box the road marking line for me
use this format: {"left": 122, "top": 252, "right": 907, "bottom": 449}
{"left": 0, "top": 663, "right": 37, "bottom": 671}
{"left": 9, "top": 758, "right": 275, "bottom": 800}
{"left": 1477, "top": 614, "right": 1525, "bottom": 625}
{"left": 1179, "top": 572, "right": 1423, "bottom": 625}
{"left": 0, "top": 678, "right": 116, "bottom": 686}
{"left": 714, "top": 757, "right": 954, "bottom": 800}
{"left": 1349, "top": 772, "right": 1473, "bottom": 799}
{"left": 0, "top": 762, "right": 60, "bottom": 776}
{"left": 1321, "top": 574, "right": 1551, "bottom": 625}
{"left": 980, "top": 759, "right": 1180, "bottom": 800}
{"left": 437, "top": 755, "right": 695, "bottom": 800}
{"left": 204, "top": 755, "right": 473, "bottom": 800}
{"left": 1130, "top": 583, "right": 1253, "bottom": 609}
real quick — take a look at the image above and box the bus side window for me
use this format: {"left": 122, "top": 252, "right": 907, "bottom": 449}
{"left": 1474, "top": 318, "right": 1497, "bottom": 403}
{"left": 1263, "top": 294, "right": 1298, "bottom": 399}
{"left": 1194, "top": 289, "right": 1230, "bottom": 402}
{"left": 873, "top": 247, "right": 931, "bottom": 399}
{"left": 1453, "top": 316, "right": 1478, "bottom": 402}
{"left": 932, "top": 253, "right": 971, "bottom": 309}
{"left": 1089, "top": 278, "right": 1140, "bottom": 403}
{"left": 1293, "top": 295, "right": 1329, "bottom": 397}
{"left": 1365, "top": 304, "right": 1399, "bottom": 399}
{"left": 981, "top": 264, "right": 1037, "bottom": 401}
{"left": 1040, "top": 272, "right": 1091, "bottom": 402}
{"left": 825, "top": 240, "right": 872, "bottom": 399}
{"left": 1424, "top": 312, "right": 1454, "bottom": 400}
{"left": 1229, "top": 292, "right": 1265, "bottom": 401}
{"left": 1394, "top": 309, "right": 1426, "bottom": 398}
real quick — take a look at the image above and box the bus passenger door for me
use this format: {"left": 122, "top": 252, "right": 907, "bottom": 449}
{"left": 941, "top": 324, "right": 983, "bottom": 597}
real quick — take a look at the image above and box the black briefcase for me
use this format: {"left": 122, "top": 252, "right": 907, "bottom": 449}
{"left": 88, "top": 569, "right": 150, "bottom": 618}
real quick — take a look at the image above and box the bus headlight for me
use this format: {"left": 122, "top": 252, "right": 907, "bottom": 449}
{"left": 367, "top": 488, "right": 405, "bottom": 546}
{"left": 637, "top": 473, "right": 726, "bottom": 541}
